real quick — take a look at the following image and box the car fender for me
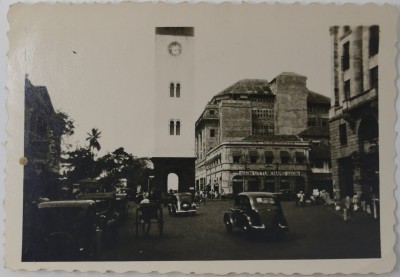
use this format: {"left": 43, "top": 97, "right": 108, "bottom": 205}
{"left": 223, "top": 212, "right": 233, "bottom": 225}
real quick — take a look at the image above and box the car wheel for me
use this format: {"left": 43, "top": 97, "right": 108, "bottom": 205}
{"left": 223, "top": 214, "right": 233, "bottom": 233}
{"left": 171, "top": 205, "right": 177, "bottom": 216}
{"left": 273, "top": 231, "right": 285, "bottom": 241}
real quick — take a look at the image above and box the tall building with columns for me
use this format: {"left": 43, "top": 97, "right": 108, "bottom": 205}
{"left": 329, "top": 26, "right": 379, "bottom": 200}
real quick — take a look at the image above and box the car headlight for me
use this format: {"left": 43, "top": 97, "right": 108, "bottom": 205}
{"left": 246, "top": 215, "right": 253, "bottom": 226}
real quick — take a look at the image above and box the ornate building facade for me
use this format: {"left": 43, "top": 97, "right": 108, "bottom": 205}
{"left": 195, "top": 72, "right": 331, "bottom": 195}
{"left": 329, "top": 26, "right": 379, "bottom": 200}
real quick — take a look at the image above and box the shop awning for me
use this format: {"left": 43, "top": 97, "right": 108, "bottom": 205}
{"left": 295, "top": 151, "right": 306, "bottom": 159}
{"left": 280, "top": 151, "right": 290, "bottom": 158}
{"left": 249, "top": 150, "right": 258, "bottom": 157}
{"left": 264, "top": 151, "right": 274, "bottom": 157}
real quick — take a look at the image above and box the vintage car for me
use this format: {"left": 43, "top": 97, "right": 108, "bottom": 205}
{"left": 78, "top": 192, "right": 119, "bottom": 231}
{"left": 35, "top": 200, "right": 102, "bottom": 260}
{"left": 115, "top": 192, "right": 129, "bottom": 222}
{"left": 168, "top": 192, "right": 197, "bottom": 216}
{"left": 223, "top": 192, "right": 289, "bottom": 237}
{"left": 119, "top": 188, "right": 135, "bottom": 201}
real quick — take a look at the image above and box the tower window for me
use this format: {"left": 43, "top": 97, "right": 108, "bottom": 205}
{"left": 169, "top": 82, "right": 182, "bottom": 98}
{"left": 342, "top": 41, "right": 350, "bottom": 71}
{"left": 169, "top": 120, "right": 181, "bottom": 135}
{"left": 176, "top": 83, "right": 181, "bottom": 98}
{"left": 369, "top": 25, "right": 379, "bottom": 57}
{"left": 170, "top": 121, "right": 174, "bottom": 135}
{"left": 176, "top": 121, "right": 181, "bottom": 136}
{"left": 170, "top": 83, "right": 175, "bottom": 97}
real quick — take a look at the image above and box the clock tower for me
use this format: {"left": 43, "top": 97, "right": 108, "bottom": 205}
{"left": 152, "top": 27, "right": 196, "bottom": 193}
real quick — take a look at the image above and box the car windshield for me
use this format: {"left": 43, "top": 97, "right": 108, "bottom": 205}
{"left": 178, "top": 195, "right": 192, "bottom": 202}
{"left": 253, "top": 196, "right": 279, "bottom": 207}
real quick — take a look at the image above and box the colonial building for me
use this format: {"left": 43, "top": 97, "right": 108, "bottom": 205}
{"left": 329, "top": 26, "right": 379, "bottom": 200}
{"left": 152, "top": 27, "right": 196, "bottom": 192}
{"left": 195, "top": 73, "right": 331, "bottom": 195}
{"left": 24, "top": 77, "right": 62, "bottom": 203}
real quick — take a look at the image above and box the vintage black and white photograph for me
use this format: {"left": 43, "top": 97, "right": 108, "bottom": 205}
{"left": 4, "top": 2, "right": 397, "bottom": 274}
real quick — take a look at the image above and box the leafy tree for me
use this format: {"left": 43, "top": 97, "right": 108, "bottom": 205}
{"left": 97, "top": 147, "right": 153, "bottom": 191}
{"left": 54, "top": 111, "right": 75, "bottom": 137}
{"left": 64, "top": 147, "right": 101, "bottom": 184}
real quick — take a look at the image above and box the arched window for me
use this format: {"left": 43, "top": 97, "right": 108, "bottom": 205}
{"left": 170, "top": 83, "right": 175, "bottom": 97}
{"left": 176, "top": 121, "right": 181, "bottom": 135}
{"left": 170, "top": 120, "right": 175, "bottom": 135}
{"left": 176, "top": 83, "right": 181, "bottom": 98}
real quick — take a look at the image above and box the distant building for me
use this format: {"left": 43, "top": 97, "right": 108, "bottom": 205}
{"left": 195, "top": 73, "right": 331, "bottom": 195}
{"left": 24, "top": 77, "right": 61, "bottom": 203}
{"left": 329, "top": 26, "right": 379, "bottom": 200}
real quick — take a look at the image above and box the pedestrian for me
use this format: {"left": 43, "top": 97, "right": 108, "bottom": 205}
{"left": 221, "top": 189, "right": 226, "bottom": 201}
{"left": 214, "top": 190, "right": 219, "bottom": 200}
{"left": 299, "top": 191, "right": 305, "bottom": 207}
{"left": 202, "top": 190, "right": 207, "bottom": 205}
{"left": 352, "top": 193, "right": 359, "bottom": 212}
{"left": 344, "top": 195, "right": 352, "bottom": 221}
{"left": 296, "top": 191, "right": 301, "bottom": 207}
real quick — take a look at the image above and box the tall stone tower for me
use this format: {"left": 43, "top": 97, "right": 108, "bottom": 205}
{"left": 152, "top": 27, "right": 196, "bottom": 193}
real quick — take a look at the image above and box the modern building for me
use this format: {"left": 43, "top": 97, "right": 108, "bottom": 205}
{"left": 152, "top": 27, "right": 196, "bottom": 192}
{"left": 195, "top": 73, "right": 331, "bottom": 195}
{"left": 329, "top": 26, "right": 379, "bottom": 200}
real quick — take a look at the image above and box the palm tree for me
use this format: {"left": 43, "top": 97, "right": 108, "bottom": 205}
{"left": 86, "top": 128, "right": 102, "bottom": 153}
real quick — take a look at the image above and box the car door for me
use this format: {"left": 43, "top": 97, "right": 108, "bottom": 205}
{"left": 232, "top": 195, "right": 249, "bottom": 228}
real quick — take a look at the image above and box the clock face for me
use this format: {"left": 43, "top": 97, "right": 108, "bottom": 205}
{"left": 168, "top": 42, "right": 182, "bottom": 56}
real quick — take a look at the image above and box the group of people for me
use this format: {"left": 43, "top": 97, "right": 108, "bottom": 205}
{"left": 194, "top": 189, "right": 226, "bottom": 204}
{"left": 295, "top": 189, "right": 332, "bottom": 207}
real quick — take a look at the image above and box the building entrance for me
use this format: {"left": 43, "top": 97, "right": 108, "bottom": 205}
{"left": 232, "top": 176, "right": 244, "bottom": 195}
{"left": 338, "top": 157, "right": 354, "bottom": 198}
{"left": 151, "top": 157, "right": 196, "bottom": 193}
{"left": 167, "top": 173, "right": 179, "bottom": 192}
{"left": 263, "top": 177, "right": 276, "bottom": 192}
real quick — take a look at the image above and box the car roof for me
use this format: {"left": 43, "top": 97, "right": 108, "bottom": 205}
{"left": 38, "top": 200, "right": 95, "bottom": 209}
{"left": 174, "top": 192, "right": 192, "bottom": 196}
{"left": 78, "top": 192, "right": 116, "bottom": 200}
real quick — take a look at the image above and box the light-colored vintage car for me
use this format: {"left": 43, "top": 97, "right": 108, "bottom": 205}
{"left": 168, "top": 192, "right": 197, "bottom": 216}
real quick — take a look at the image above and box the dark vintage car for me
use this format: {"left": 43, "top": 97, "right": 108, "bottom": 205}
{"left": 168, "top": 192, "right": 197, "bottom": 216}
{"left": 223, "top": 192, "right": 289, "bottom": 237}
{"left": 119, "top": 188, "right": 135, "bottom": 201}
{"left": 78, "top": 192, "right": 119, "bottom": 230}
{"left": 115, "top": 192, "right": 129, "bottom": 222}
{"left": 35, "top": 200, "right": 102, "bottom": 260}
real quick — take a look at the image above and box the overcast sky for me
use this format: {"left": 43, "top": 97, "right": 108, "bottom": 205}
{"left": 9, "top": 3, "right": 338, "bottom": 157}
